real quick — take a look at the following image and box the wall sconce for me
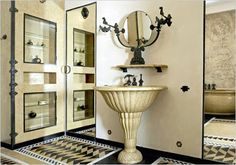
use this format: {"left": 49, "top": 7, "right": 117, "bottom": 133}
{"left": 81, "top": 7, "right": 89, "bottom": 19}
{"left": 99, "top": 6, "right": 172, "bottom": 65}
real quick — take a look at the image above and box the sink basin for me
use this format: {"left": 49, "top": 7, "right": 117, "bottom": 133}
{"left": 96, "top": 86, "right": 167, "bottom": 113}
{"left": 95, "top": 86, "right": 167, "bottom": 164}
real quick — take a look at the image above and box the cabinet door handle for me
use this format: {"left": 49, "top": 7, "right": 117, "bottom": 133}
{"left": 28, "top": 111, "right": 37, "bottom": 118}
{"left": 66, "top": 65, "right": 71, "bottom": 74}
{"left": 61, "top": 65, "right": 71, "bottom": 74}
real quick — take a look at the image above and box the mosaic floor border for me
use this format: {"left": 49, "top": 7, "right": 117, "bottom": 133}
{"left": 151, "top": 156, "right": 192, "bottom": 164}
{"left": 16, "top": 135, "right": 120, "bottom": 165}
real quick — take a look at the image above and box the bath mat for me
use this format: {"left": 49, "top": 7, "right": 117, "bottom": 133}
{"left": 151, "top": 157, "right": 192, "bottom": 164}
{"left": 204, "top": 118, "right": 236, "bottom": 164}
{"left": 16, "top": 135, "right": 120, "bottom": 165}
{"left": 204, "top": 118, "right": 236, "bottom": 139}
{"left": 76, "top": 127, "right": 96, "bottom": 137}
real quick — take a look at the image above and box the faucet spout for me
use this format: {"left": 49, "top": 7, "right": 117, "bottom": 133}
{"left": 123, "top": 74, "right": 134, "bottom": 86}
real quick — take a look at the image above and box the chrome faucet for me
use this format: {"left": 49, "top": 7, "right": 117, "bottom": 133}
{"left": 124, "top": 74, "right": 134, "bottom": 86}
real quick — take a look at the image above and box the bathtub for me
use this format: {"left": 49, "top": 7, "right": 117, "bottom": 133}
{"left": 205, "top": 89, "right": 235, "bottom": 115}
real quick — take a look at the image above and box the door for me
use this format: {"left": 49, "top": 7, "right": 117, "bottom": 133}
{"left": 14, "top": 0, "right": 65, "bottom": 144}
{"left": 66, "top": 3, "right": 96, "bottom": 133}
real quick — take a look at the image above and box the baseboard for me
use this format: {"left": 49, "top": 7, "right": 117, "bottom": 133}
{"left": 66, "top": 131, "right": 96, "bottom": 141}
{"left": 1, "top": 132, "right": 65, "bottom": 150}
{"left": 67, "top": 124, "right": 95, "bottom": 133}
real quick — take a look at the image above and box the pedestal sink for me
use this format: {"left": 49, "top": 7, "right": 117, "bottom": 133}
{"left": 95, "top": 86, "right": 167, "bottom": 164}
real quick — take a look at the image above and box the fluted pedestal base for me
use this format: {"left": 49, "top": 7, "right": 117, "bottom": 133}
{"left": 117, "top": 112, "right": 143, "bottom": 164}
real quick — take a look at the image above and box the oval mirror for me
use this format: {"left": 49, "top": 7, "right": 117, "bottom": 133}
{"left": 122, "top": 11, "right": 153, "bottom": 47}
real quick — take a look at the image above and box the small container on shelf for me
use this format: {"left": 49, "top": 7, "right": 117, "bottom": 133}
{"left": 32, "top": 55, "right": 42, "bottom": 64}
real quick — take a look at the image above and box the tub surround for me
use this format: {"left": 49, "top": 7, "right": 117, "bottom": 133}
{"left": 205, "top": 89, "right": 235, "bottom": 115}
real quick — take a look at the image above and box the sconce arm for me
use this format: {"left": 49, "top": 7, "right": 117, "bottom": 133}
{"left": 144, "top": 6, "right": 172, "bottom": 48}
{"left": 100, "top": 17, "right": 132, "bottom": 48}
{"left": 143, "top": 29, "right": 161, "bottom": 48}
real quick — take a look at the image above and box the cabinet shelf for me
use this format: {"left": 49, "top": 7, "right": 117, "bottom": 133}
{"left": 25, "top": 44, "right": 48, "bottom": 49}
{"left": 25, "top": 114, "right": 52, "bottom": 120}
{"left": 116, "top": 64, "right": 168, "bottom": 73}
{"left": 25, "top": 31, "right": 49, "bottom": 40}
{"left": 25, "top": 101, "right": 51, "bottom": 107}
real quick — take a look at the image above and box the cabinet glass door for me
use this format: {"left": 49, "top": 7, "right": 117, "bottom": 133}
{"left": 24, "top": 14, "right": 56, "bottom": 64}
{"left": 13, "top": 0, "right": 65, "bottom": 144}
{"left": 66, "top": 3, "right": 96, "bottom": 136}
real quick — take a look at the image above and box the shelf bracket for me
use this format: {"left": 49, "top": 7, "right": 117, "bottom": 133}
{"left": 120, "top": 67, "right": 127, "bottom": 72}
{"left": 155, "top": 67, "right": 163, "bottom": 72}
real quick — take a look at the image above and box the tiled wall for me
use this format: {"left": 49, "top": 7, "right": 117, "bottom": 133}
{"left": 205, "top": 10, "right": 235, "bottom": 89}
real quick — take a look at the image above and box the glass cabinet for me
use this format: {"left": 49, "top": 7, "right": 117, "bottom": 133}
{"left": 0, "top": 1, "right": 96, "bottom": 148}
{"left": 9, "top": 0, "right": 65, "bottom": 145}
{"left": 66, "top": 3, "right": 96, "bottom": 133}
{"left": 24, "top": 92, "right": 56, "bottom": 132}
{"left": 73, "top": 29, "right": 94, "bottom": 67}
{"left": 73, "top": 90, "right": 94, "bottom": 121}
{"left": 24, "top": 14, "right": 56, "bottom": 64}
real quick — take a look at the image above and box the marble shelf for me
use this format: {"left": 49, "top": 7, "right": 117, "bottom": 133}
{"left": 116, "top": 64, "right": 168, "bottom": 72}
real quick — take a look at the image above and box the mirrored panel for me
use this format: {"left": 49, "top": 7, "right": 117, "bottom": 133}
{"left": 122, "top": 11, "right": 152, "bottom": 47}
{"left": 24, "top": 92, "right": 56, "bottom": 132}
{"left": 73, "top": 29, "right": 94, "bottom": 67}
{"left": 24, "top": 14, "right": 56, "bottom": 64}
{"left": 204, "top": 1, "right": 235, "bottom": 163}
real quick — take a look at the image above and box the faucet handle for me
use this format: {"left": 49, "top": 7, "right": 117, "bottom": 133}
{"left": 132, "top": 77, "right": 137, "bottom": 86}
{"left": 139, "top": 74, "right": 144, "bottom": 86}
{"left": 212, "top": 84, "right": 216, "bottom": 90}
{"left": 124, "top": 74, "right": 134, "bottom": 79}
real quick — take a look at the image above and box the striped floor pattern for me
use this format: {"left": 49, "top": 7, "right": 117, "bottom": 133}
{"left": 16, "top": 136, "right": 120, "bottom": 165}
{"left": 0, "top": 155, "right": 18, "bottom": 164}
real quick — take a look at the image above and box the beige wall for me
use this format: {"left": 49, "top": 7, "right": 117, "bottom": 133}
{"left": 94, "top": 0, "right": 204, "bottom": 158}
{"left": 69, "top": 0, "right": 203, "bottom": 158}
